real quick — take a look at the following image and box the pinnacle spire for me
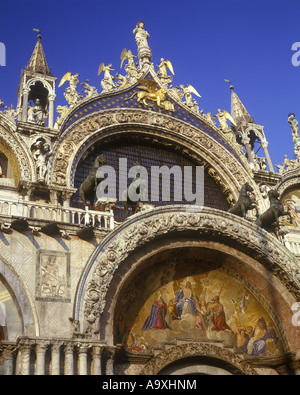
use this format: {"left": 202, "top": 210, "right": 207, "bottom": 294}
{"left": 26, "top": 29, "right": 51, "bottom": 76}
{"left": 225, "top": 80, "right": 254, "bottom": 126}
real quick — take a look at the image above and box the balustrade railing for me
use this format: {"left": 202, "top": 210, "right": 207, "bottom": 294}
{"left": 0, "top": 197, "right": 115, "bottom": 230}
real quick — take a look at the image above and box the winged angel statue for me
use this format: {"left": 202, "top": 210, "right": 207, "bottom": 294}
{"left": 125, "top": 79, "right": 174, "bottom": 111}
{"left": 216, "top": 108, "right": 236, "bottom": 130}
{"left": 98, "top": 63, "right": 116, "bottom": 92}
{"left": 58, "top": 72, "right": 83, "bottom": 107}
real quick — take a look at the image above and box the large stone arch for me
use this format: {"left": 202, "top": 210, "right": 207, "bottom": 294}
{"left": 140, "top": 342, "right": 257, "bottom": 375}
{"left": 49, "top": 108, "right": 267, "bottom": 211}
{"left": 0, "top": 115, "right": 34, "bottom": 183}
{"left": 74, "top": 205, "right": 300, "bottom": 352}
{"left": 0, "top": 256, "right": 37, "bottom": 338}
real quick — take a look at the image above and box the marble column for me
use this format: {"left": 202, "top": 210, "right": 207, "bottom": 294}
{"left": 105, "top": 350, "right": 115, "bottom": 375}
{"left": 51, "top": 342, "right": 62, "bottom": 375}
{"left": 2, "top": 346, "right": 15, "bottom": 375}
{"left": 64, "top": 343, "right": 74, "bottom": 375}
{"left": 36, "top": 341, "right": 49, "bottom": 375}
{"left": 78, "top": 344, "right": 89, "bottom": 375}
{"left": 92, "top": 346, "right": 102, "bottom": 375}
{"left": 261, "top": 140, "right": 275, "bottom": 173}
{"left": 21, "top": 88, "right": 30, "bottom": 123}
{"left": 48, "top": 94, "right": 56, "bottom": 129}
{"left": 20, "top": 343, "right": 31, "bottom": 375}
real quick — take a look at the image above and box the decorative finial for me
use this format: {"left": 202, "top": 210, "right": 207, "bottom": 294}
{"left": 33, "top": 28, "right": 42, "bottom": 40}
{"left": 225, "top": 79, "right": 234, "bottom": 90}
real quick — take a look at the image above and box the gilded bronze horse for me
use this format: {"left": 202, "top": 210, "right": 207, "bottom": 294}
{"left": 79, "top": 154, "right": 106, "bottom": 208}
{"left": 228, "top": 182, "right": 259, "bottom": 218}
{"left": 256, "top": 189, "right": 292, "bottom": 229}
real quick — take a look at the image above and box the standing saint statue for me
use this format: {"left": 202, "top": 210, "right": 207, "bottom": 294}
{"left": 288, "top": 113, "right": 300, "bottom": 160}
{"left": 32, "top": 139, "right": 52, "bottom": 183}
{"left": 133, "top": 21, "right": 152, "bottom": 69}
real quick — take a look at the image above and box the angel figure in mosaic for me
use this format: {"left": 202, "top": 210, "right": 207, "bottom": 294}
{"left": 98, "top": 63, "right": 116, "bottom": 92}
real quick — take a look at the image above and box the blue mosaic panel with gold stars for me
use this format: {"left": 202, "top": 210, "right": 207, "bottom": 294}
{"left": 62, "top": 75, "right": 242, "bottom": 164}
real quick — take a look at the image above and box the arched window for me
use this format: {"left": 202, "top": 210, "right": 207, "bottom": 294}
{"left": 72, "top": 142, "right": 229, "bottom": 221}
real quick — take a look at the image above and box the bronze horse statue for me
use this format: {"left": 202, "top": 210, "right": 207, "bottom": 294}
{"left": 228, "top": 182, "right": 259, "bottom": 218}
{"left": 79, "top": 154, "right": 106, "bottom": 208}
{"left": 256, "top": 189, "right": 292, "bottom": 229}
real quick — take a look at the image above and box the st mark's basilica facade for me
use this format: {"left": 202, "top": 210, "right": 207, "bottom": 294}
{"left": 0, "top": 22, "right": 300, "bottom": 375}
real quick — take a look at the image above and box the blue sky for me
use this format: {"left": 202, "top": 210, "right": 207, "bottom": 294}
{"left": 0, "top": 0, "right": 300, "bottom": 169}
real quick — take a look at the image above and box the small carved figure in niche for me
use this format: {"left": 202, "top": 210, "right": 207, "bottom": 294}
{"left": 32, "top": 139, "right": 52, "bottom": 183}
{"left": 228, "top": 182, "right": 259, "bottom": 218}
{"left": 256, "top": 189, "right": 292, "bottom": 229}
{"left": 79, "top": 154, "right": 107, "bottom": 209}
{"left": 27, "top": 98, "right": 48, "bottom": 126}
{"left": 69, "top": 317, "right": 83, "bottom": 338}
{"left": 283, "top": 199, "right": 300, "bottom": 227}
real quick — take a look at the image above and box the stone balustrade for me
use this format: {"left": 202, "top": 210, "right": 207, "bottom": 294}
{"left": 0, "top": 338, "right": 113, "bottom": 375}
{"left": 0, "top": 197, "right": 115, "bottom": 230}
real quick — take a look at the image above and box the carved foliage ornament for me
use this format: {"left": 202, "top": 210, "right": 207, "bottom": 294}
{"left": 140, "top": 342, "right": 257, "bottom": 375}
{"left": 80, "top": 207, "right": 300, "bottom": 337}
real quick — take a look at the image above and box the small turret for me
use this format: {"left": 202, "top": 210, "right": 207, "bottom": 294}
{"left": 16, "top": 29, "right": 57, "bottom": 129}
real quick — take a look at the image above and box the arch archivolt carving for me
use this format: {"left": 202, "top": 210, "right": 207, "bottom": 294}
{"left": 140, "top": 342, "right": 257, "bottom": 375}
{"left": 0, "top": 256, "right": 38, "bottom": 336}
{"left": 74, "top": 206, "right": 300, "bottom": 340}
{"left": 0, "top": 116, "right": 34, "bottom": 183}
{"left": 49, "top": 108, "right": 264, "bottom": 209}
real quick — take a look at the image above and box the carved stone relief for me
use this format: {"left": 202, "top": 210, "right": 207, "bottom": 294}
{"left": 36, "top": 250, "right": 71, "bottom": 302}
{"left": 140, "top": 342, "right": 258, "bottom": 375}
